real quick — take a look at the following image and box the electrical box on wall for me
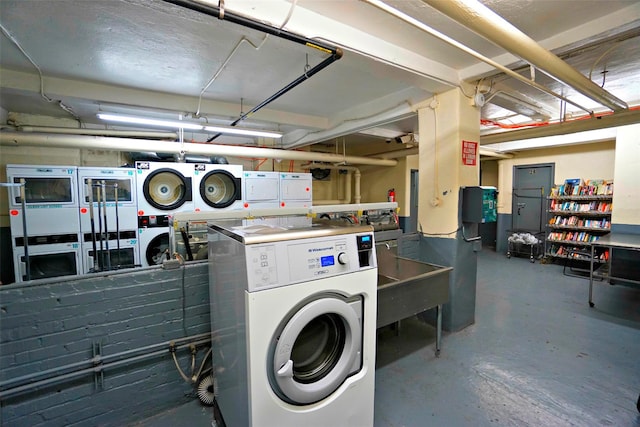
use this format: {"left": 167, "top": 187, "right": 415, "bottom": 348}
{"left": 461, "top": 186, "right": 497, "bottom": 223}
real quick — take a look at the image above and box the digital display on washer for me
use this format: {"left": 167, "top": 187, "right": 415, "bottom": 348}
{"left": 320, "top": 255, "right": 335, "bottom": 267}
{"left": 357, "top": 234, "right": 373, "bottom": 250}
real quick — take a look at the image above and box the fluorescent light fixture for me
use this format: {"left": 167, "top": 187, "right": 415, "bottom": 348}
{"left": 357, "top": 127, "right": 405, "bottom": 139}
{"left": 483, "top": 127, "right": 618, "bottom": 152}
{"left": 203, "top": 125, "right": 282, "bottom": 139}
{"left": 97, "top": 113, "right": 204, "bottom": 130}
{"left": 97, "top": 113, "right": 282, "bottom": 138}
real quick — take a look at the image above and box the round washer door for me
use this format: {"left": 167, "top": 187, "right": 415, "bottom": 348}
{"left": 143, "top": 169, "right": 191, "bottom": 210}
{"left": 199, "top": 170, "right": 240, "bottom": 208}
{"left": 270, "top": 295, "right": 362, "bottom": 405}
{"left": 146, "top": 232, "right": 169, "bottom": 266}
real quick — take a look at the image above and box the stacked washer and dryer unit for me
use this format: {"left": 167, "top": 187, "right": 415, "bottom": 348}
{"left": 135, "top": 161, "right": 243, "bottom": 267}
{"left": 208, "top": 219, "right": 378, "bottom": 427}
{"left": 77, "top": 167, "right": 139, "bottom": 273}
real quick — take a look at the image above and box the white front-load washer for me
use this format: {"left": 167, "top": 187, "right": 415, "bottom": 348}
{"left": 193, "top": 163, "right": 243, "bottom": 212}
{"left": 208, "top": 220, "right": 377, "bottom": 427}
{"left": 135, "top": 161, "right": 195, "bottom": 267}
{"left": 77, "top": 167, "right": 139, "bottom": 272}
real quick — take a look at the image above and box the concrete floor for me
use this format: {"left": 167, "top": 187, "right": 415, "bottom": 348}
{"left": 131, "top": 249, "right": 640, "bottom": 426}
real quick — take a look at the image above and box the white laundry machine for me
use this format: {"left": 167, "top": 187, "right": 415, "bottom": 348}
{"left": 242, "top": 171, "right": 280, "bottom": 210}
{"left": 6, "top": 164, "right": 80, "bottom": 236}
{"left": 77, "top": 167, "right": 139, "bottom": 272}
{"left": 136, "top": 161, "right": 195, "bottom": 267}
{"left": 6, "top": 165, "right": 82, "bottom": 282}
{"left": 193, "top": 163, "right": 243, "bottom": 212}
{"left": 279, "top": 172, "right": 313, "bottom": 208}
{"left": 208, "top": 219, "right": 377, "bottom": 427}
{"left": 13, "top": 236, "right": 82, "bottom": 282}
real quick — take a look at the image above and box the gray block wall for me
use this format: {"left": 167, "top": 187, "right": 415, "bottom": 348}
{"left": 0, "top": 262, "right": 211, "bottom": 427}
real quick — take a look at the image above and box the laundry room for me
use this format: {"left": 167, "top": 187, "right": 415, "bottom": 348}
{"left": 1, "top": 1, "right": 640, "bottom": 426}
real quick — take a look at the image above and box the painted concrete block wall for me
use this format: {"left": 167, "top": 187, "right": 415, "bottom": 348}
{"left": 612, "top": 124, "right": 640, "bottom": 226}
{"left": 0, "top": 262, "right": 211, "bottom": 427}
{"left": 496, "top": 141, "right": 615, "bottom": 215}
{"left": 481, "top": 159, "right": 498, "bottom": 187}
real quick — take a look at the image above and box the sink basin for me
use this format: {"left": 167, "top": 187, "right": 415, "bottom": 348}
{"left": 375, "top": 254, "right": 452, "bottom": 328}
{"left": 377, "top": 274, "right": 398, "bottom": 286}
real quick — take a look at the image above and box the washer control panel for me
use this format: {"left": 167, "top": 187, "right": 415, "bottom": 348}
{"left": 245, "top": 233, "right": 375, "bottom": 291}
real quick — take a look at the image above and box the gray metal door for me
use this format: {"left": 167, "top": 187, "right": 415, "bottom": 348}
{"left": 408, "top": 169, "right": 419, "bottom": 233}
{"left": 512, "top": 164, "right": 554, "bottom": 233}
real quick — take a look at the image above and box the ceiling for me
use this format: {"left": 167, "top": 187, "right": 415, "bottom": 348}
{"left": 1, "top": 0, "right": 639, "bottom": 153}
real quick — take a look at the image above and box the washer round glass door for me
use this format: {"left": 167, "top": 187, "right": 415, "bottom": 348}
{"left": 143, "top": 169, "right": 190, "bottom": 210}
{"left": 146, "top": 232, "right": 169, "bottom": 266}
{"left": 270, "top": 295, "right": 362, "bottom": 405}
{"left": 199, "top": 170, "right": 240, "bottom": 208}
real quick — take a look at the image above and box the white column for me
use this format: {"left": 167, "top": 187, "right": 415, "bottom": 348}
{"left": 613, "top": 123, "right": 640, "bottom": 226}
{"left": 418, "top": 88, "right": 480, "bottom": 235}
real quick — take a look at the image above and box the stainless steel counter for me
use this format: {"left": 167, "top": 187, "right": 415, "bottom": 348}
{"left": 376, "top": 251, "right": 452, "bottom": 356}
{"left": 589, "top": 232, "right": 640, "bottom": 307}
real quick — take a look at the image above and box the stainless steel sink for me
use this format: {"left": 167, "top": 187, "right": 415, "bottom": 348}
{"left": 376, "top": 252, "right": 452, "bottom": 329}
{"left": 377, "top": 274, "right": 397, "bottom": 286}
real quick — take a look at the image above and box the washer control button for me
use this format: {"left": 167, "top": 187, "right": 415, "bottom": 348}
{"left": 337, "top": 252, "right": 348, "bottom": 265}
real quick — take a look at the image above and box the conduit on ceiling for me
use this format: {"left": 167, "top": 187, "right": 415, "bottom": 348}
{"left": 420, "top": 0, "right": 629, "bottom": 112}
{"left": 0, "top": 131, "right": 398, "bottom": 167}
{"left": 161, "top": 0, "right": 343, "bottom": 141}
{"left": 363, "top": 0, "right": 593, "bottom": 115}
{"left": 17, "top": 126, "right": 178, "bottom": 139}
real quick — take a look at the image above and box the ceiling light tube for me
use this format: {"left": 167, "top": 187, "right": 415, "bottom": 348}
{"left": 203, "top": 125, "right": 283, "bottom": 138}
{"left": 97, "top": 113, "right": 204, "bottom": 130}
{"left": 97, "top": 113, "right": 282, "bottom": 138}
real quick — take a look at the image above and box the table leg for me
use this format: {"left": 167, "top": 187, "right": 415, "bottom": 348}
{"left": 589, "top": 244, "right": 595, "bottom": 307}
{"left": 435, "top": 304, "right": 442, "bottom": 357}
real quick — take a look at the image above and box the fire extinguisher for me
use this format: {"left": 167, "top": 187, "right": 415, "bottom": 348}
{"left": 387, "top": 188, "right": 396, "bottom": 202}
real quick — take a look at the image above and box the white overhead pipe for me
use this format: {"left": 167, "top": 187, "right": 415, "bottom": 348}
{"left": 18, "top": 126, "right": 178, "bottom": 139}
{"left": 367, "top": 143, "right": 512, "bottom": 159}
{"left": 0, "top": 131, "right": 398, "bottom": 167}
{"left": 363, "top": 0, "right": 594, "bottom": 115}
{"left": 420, "top": 0, "right": 628, "bottom": 111}
{"left": 303, "top": 162, "right": 362, "bottom": 204}
{"left": 374, "top": 147, "right": 419, "bottom": 159}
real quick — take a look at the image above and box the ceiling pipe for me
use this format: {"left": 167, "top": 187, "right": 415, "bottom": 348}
{"left": 374, "top": 147, "right": 419, "bottom": 159}
{"left": 0, "top": 131, "right": 398, "bottom": 167}
{"left": 368, "top": 144, "right": 512, "bottom": 159}
{"left": 162, "top": 0, "right": 343, "bottom": 141}
{"left": 420, "top": 0, "right": 629, "bottom": 112}
{"left": 364, "top": 0, "right": 593, "bottom": 115}
{"left": 18, "top": 126, "right": 178, "bottom": 139}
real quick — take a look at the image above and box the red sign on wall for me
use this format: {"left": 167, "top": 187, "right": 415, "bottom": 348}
{"left": 462, "top": 140, "right": 478, "bottom": 166}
